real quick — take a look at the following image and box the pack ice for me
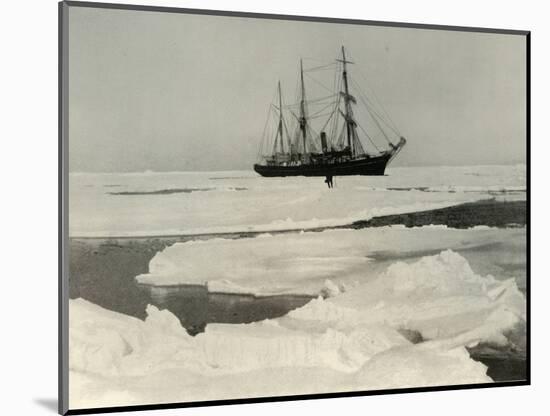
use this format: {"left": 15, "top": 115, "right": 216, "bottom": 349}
{"left": 136, "top": 226, "right": 526, "bottom": 295}
{"left": 69, "top": 165, "right": 525, "bottom": 237}
{"left": 70, "top": 227, "right": 525, "bottom": 409}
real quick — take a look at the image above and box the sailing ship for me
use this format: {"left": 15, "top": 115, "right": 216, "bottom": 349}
{"left": 253, "top": 46, "right": 406, "bottom": 177}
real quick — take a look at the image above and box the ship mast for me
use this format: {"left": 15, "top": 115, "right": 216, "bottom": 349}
{"left": 299, "top": 59, "right": 308, "bottom": 157}
{"left": 277, "top": 81, "right": 284, "bottom": 154}
{"left": 339, "top": 46, "right": 357, "bottom": 157}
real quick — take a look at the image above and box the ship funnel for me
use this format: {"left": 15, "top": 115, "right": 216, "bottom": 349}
{"left": 320, "top": 132, "right": 328, "bottom": 153}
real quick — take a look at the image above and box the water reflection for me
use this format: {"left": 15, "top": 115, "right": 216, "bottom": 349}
{"left": 141, "top": 284, "right": 313, "bottom": 335}
{"left": 69, "top": 238, "right": 314, "bottom": 336}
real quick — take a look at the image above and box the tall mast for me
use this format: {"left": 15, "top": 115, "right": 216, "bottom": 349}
{"left": 341, "top": 46, "right": 355, "bottom": 156}
{"left": 277, "top": 81, "right": 284, "bottom": 153}
{"left": 299, "top": 59, "right": 307, "bottom": 156}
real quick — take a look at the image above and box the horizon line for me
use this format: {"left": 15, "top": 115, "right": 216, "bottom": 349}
{"left": 69, "top": 161, "right": 527, "bottom": 175}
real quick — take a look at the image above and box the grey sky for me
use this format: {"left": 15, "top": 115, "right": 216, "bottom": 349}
{"left": 68, "top": 6, "right": 526, "bottom": 172}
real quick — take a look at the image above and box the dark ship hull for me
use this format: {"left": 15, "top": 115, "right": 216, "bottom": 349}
{"left": 254, "top": 153, "right": 392, "bottom": 177}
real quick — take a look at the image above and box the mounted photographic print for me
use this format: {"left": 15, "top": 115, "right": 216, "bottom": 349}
{"left": 59, "top": 1, "right": 530, "bottom": 414}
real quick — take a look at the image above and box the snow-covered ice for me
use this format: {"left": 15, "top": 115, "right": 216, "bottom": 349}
{"left": 68, "top": 165, "right": 527, "bottom": 409}
{"left": 70, "top": 246, "right": 524, "bottom": 408}
{"left": 69, "top": 165, "right": 525, "bottom": 237}
{"left": 136, "top": 226, "right": 526, "bottom": 296}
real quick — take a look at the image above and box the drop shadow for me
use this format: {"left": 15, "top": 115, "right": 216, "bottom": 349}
{"left": 34, "top": 398, "right": 58, "bottom": 413}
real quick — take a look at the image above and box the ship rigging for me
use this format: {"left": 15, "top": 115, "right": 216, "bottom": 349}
{"left": 253, "top": 46, "right": 406, "bottom": 178}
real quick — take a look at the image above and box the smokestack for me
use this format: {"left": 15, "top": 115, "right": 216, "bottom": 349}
{"left": 320, "top": 132, "right": 328, "bottom": 153}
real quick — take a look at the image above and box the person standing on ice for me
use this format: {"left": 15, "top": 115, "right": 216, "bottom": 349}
{"left": 325, "top": 175, "right": 334, "bottom": 188}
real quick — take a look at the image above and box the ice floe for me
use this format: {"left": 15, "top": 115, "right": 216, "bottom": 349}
{"left": 136, "top": 226, "right": 526, "bottom": 296}
{"left": 70, "top": 244, "right": 525, "bottom": 409}
{"left": 69, "top": 165, "right": 525, "bottom": 237}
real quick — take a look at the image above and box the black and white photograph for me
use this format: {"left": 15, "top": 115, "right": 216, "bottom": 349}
{"left": 59, "top": 1, "right": 529, "bottom": 414}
